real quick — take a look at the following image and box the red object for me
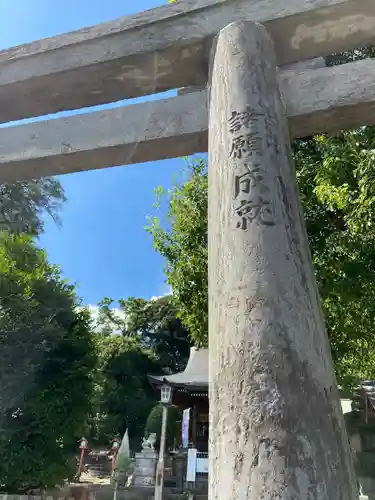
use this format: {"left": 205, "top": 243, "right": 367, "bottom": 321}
{"left": 111, "top": 439, "right": 120, "bottom": 472}
{"left": 77, "top": 437, "right": 88, "bottom": 476}
{"left": 111, "top": 453, "right": 117, "bottom": 472}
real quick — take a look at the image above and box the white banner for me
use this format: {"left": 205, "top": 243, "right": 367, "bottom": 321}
{"left": 181, "top": 408, "right": 190, "bottom": 448}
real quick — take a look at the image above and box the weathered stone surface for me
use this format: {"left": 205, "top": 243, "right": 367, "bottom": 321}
{"left": 282, "top": 57, "right": 326, "bottom": 72}
{"left": 0, "top": 91, "right": 208, "bottom": 182}
{"left": 1, "top": 56, "right": 375, "bottom": 182}
{"left": 133, "top": 450, "right": 157, "bottom": 488}
{"left": 177, "top": 58, "right": 326, "bottom": 97}
{"left": 208, "top": 21, "right": 357, "bottom": 499}
{"left": 0, "top": 0, "right": 374, "bottom": 122}
{"left": 281, "top": 57, "right": 375, "bottom": 138}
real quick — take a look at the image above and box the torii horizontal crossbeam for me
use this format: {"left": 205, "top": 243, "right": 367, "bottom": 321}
{"left": 0, "top": 0, "right": 374, "bottom": 123}
{"left": 1, "top": 58, "right": 375, "bottom": 182}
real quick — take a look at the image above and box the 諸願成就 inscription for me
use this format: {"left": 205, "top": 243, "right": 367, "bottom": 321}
{"left": 228, "top": 106, "right": 278, "bottom": 229}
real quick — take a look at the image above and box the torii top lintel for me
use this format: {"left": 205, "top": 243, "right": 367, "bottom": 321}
{"left": 0, "top": 0, "right": 374, "bottom": 123}
{"left": 0, "top": 0, "right": 375, "bottom": 182}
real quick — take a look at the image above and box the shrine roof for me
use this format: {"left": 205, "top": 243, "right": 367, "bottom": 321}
{"left": 148, "top": 347, "right": 208, "bottom": 390}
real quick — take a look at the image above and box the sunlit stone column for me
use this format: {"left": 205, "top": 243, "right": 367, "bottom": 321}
{"left": 208, "top": 20, "right": 357, "bottom": 500}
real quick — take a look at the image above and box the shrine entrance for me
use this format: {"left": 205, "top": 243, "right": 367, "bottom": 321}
{"left": 149, "top": 347, "right": 209, "bottom": 452}
{"left": 1, "top": 0, "right": 375, "bottom": 498}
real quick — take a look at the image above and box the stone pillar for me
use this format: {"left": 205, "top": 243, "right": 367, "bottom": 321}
{"left": 133, "top": 447, "right": 157, "bottom": 487}
{"left": 155, "top": 405, "right": 168, "bottom": 500}
{"left": 208, "top": 21, "right": 358, "bottom": 500}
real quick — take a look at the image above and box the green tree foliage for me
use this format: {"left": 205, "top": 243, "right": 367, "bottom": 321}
{"left": 294, "top": 132, "right": 375, "bottom": 388}
{"left": 146, "top": 160, "right": 208, "bottom": 348}
{"left": 88, "top": 295, "right": 191, "bottom": 447}
{"left": 147, "top": 45, "right": 375, "bottom": 388}
{"left": 0, "top": 234, "right": 97, "bottom": 493}
{"left": 0, "top": 173, "right": 84, "bottom": 492}
{"left": 96, "top": 295, "right": 191, "bottom": 372}
{"left": 145, "top": 404, "right": 182, "bottom": 450}
{"left": 0, "top": 177, "right": 65, "bottom": 236}
{"left": 88, "top": 335, "right": 161, "bottom": 449}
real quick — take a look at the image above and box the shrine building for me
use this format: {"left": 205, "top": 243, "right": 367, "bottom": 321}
{"left": 148, "top": 347, "right": 209, "bottom": 453}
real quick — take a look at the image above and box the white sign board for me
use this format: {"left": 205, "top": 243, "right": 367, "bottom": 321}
{"left": 186, "top": 448, "right": 197, "bottom": 482}
{"left": 196, "top": 457, "right": 208, "bottom": 474}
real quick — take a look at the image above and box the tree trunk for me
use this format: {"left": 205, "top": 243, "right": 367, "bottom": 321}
{"left": 208, "top": 21, "right": 358, "bottom": 500}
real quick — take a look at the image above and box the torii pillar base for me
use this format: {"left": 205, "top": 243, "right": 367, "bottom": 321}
{"left": 208, "top": 21, "right": 357, "bottom": 500}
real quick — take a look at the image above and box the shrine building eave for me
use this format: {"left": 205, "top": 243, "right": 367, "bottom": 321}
{"left": 148, "top": 347, "right": 208, "bottom": 394}
{"left": 148, "top": 374, "right": 208, "bottom": 393}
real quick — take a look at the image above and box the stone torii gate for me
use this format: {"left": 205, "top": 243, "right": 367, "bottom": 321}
{"left": 1, "top": 0, "right": 375, "bottom": 498}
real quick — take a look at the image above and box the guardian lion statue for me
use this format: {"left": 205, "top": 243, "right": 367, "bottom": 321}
{"left": 142, "top": 432, "right": 157, "bottom": 451}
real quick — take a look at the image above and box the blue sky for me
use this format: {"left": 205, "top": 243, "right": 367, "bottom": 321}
{"left": 0, "top": 0, "right": 193, "bottom": 306}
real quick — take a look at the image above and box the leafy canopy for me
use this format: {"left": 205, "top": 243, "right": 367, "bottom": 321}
{"left": 0, "top": 172, "right": 97, "bottom": 492}
{"left": 0, "top": 177, "right": 65, "bottom": 236}
{"left": 96, "top": 295, "right": 191, "bottom": 372}
{"left": 145, "top": 403, "right": 182, "bottom": 450}
{"left": 146, "top": 160, "right": 208, "bottom": 348}
{"left": 0, "top": 234, "right": 97, "bottom": 493}
{"left": 88, "top": 334, "right": 161, "bottom": 448}
{"left": 87, "top": 295, "right": 190, "bottom": 448}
